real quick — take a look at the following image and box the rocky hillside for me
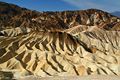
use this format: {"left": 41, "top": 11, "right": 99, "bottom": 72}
{"left": 0, "top": 1, "right": 120, "bottom": 80}
{"left": 1, "top": 28, "right": 120, "bottom": 79}
{"left": 0, "top": 1, "right": 120, "bottom": 32}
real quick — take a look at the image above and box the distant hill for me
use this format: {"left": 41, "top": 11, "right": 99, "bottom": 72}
{"left": 111, "top": 11, "right": 120, "bottom": 17}
{"left": 0, "top": 1, "right": 120, "bottom": 31}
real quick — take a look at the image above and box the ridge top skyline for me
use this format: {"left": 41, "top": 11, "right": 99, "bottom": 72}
{"left": 0, "top": 0, "right": 120, "bottom": 12}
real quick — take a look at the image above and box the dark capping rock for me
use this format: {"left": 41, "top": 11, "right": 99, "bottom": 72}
{"left": 0, "top": 71, "right": 14, "bottom": 80}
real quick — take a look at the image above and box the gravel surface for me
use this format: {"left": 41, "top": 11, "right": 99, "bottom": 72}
{"left": 19, "top": 75, "right": 120, "bottom": 80}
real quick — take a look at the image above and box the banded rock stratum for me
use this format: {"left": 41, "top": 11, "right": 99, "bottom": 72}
{"left": 0, "top": 1, "right": 120, "bottom": 80}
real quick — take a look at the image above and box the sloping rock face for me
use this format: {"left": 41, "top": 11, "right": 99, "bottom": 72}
{"left": 0, "top": 1, "right": 120, "bottom": 32}
{"left": 0, "top": 1, "right": 120, "bottom": 79}
{"left": 0, "top": 29, "right": 120, "bottom": 79}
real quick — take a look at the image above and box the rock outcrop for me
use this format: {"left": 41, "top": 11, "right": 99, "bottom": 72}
{"left": 0, "top": 29, "right": 120, "bottom": 78}
{"left": 0, "top": 1, "right": 120, "bottom": 79}
{"left": 0, "top": 1, "right": 120, "bottom": 32}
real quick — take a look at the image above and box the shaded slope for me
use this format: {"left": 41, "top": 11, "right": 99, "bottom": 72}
{"left": 0, "top": 30, "right": 120, "bottom": 78}
{"left": 0, "top": 1, "right": 120, "bottom": 32}
{"left": 0, "top": 1, "right": 120, "bottom": 79}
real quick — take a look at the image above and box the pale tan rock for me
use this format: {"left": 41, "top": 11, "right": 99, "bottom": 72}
{"left": 76, "top": 65, "right": 87, "bottom": 76}
{"left": 0, "top": 29, "right": 120, "bottom": 78}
